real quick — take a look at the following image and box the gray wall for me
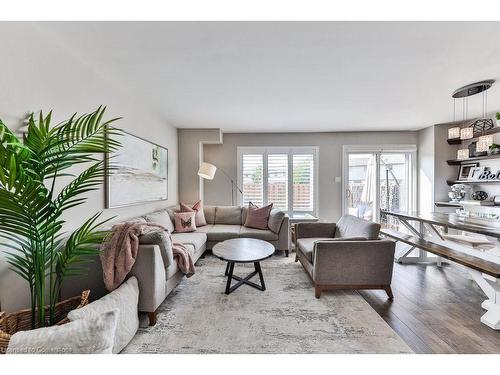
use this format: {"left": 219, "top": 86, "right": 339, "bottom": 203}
{"left": 202, "top": 131, "right": 418, "bottom": 222}
{"left": 0, "top": 23, "right": 179, "bottom": 312}
{"left": 178, "top": 128, "right": 222, "bottom": 203}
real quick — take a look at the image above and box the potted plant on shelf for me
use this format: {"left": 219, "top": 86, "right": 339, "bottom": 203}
{"left": 0, "top": 106, "right": 121, "bottom": 352}
{"left": 496, "top": 112, "right": 500, "bottom": 127}
{"left": 488, "top": 143, "right": 500, "bottom": 155}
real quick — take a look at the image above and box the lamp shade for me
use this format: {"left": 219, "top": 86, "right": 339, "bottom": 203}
{"left": 198, "top": 162, "right": 217, "bottom": 180}
{"left": 448, "top": 127, "right": 460, "bottom": 139}
{"left": 460, "top": 127, "right": 474, "bottom": 140}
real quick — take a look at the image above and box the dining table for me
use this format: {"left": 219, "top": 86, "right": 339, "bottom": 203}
{"left": 380, "top": 209, "right": 500, "bottom": 330}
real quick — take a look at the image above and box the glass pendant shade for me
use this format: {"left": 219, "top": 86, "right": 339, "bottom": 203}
{"left": 460, "top": 127, "right": 474, "bottom": 140}
{"left": 448, "top": 127, "right": 460, "bottom": 139}
{"left": 476, "top": 135, "right": 494, "bottom": 153}
{"left": 457, "top": 149, "right": 470, "bottom": 160}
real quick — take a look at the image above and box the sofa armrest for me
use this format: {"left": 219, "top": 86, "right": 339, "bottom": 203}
{"left": 295, "top": 222, "right": 336, "bottom": 240}
{"left": 129, "top": 244, "right": 167, "bottom": 313}
{"left": 312, "top": 239, "right": 395, "bottom": 285}
{"left": 276, "top": 215, "right": 290, "bottom": 251}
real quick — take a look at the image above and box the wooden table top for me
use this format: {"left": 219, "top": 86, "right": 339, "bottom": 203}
{"left": 381, "top": 210, "right": 500, "bottom": 239}
{"left": 212, "top": 238, "right": 275, "bottom": 263}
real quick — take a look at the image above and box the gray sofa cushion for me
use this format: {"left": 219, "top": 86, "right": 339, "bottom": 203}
{"left": 242, "top": 206, "right": 248, "bottom": 224}
{"left": 335, "top": 215, "right": 381, "bottom": 239}
{"left": 296, "top": 237, "right": 333, "bottom": 263}
{"left": 143, "top": 210, "right": 175, "bottom": 233}
{"left": 166, "top": 205, "right": 180, "bottom": 223}
{"left": 171, "top": 232, "right": 207, "bottom": 251}
{"left": 207, "top": 224, "right": 241, "bottom": 241}
{"left": 194, "top": 224, "right": 213, "bottom": 234}
{"left": 239, "top": 226, "right": 278, "bottom": 241}
{"left": 204, "top": 205, "right": 216, "bottom": 224}
{"left": 268, "top": 211, "right": 285, "bottom": 234}
{"left": 215, "top": 206, "right": 242, "bottom": 225}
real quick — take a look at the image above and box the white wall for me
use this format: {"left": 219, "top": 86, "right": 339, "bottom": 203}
{"left": 0, "top": 23, "right": 178, "bottom": 228}
{"left": 201, "top": 131, "right": 419, "bottom": 222}
{"left": 0, "top": 23, "right": 178, "bottom": 311}
{"left": 418, "top": 126, "right": 435, "bottom": 212}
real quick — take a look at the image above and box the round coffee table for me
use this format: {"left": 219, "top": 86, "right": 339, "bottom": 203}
{"left": 212, "top": 238, "right": 274, "bottom": 295}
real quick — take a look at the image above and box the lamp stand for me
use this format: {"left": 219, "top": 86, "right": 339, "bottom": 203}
{"left": 218, "top": 168, "right": 243, "bottom": 206}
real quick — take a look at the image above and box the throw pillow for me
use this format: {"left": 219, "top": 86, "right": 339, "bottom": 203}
{"left": 68, "top": 277, "right": 139, "bottom": 354}
{"left": 180, "top": 200, "right": 207, "bottom": 227}
{"left": 7, "top": 309, "right": 118, "bottom": 354}
{"left": 174, "top": 211, "right": 197, "bottom": 233}
{"left": 268, "top": 210, "right": 285, "bottom": 234}
{"left": 244, "top": 202, "right": 273, "bottom": 230}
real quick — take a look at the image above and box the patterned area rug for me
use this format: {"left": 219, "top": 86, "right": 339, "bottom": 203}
{"left": 123, "top": 255, "right": 412, "bottom": 354}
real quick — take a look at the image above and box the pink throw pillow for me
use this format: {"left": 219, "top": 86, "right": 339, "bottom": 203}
{"left": 180, "top": 200, "right": 207, "bottom": 227}
{"left": 244, "top": 202, "right": 273, "bottom": 230}
{"left": 174, "top": 212, "right": 197, "bottom": 233}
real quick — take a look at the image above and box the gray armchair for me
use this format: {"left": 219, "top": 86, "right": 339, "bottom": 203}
{"left": 294, "top": 215, "right": 395, "bottom": 299}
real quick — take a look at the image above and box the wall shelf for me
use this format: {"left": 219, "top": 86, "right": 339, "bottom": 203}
{"left": 435, "top": 200, "right": 498, "bottom": 208}
{"left": 447, "top": 153, "right": 500, "bottom": 165}
{"left": 446, "top": 126, "right": 500, "bottom": 145}
{"left": 447, "top": 179, "right": 500, "bottom": 186}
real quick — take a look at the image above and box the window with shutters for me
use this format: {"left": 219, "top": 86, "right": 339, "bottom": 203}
{"left": 241, "top": 154, "right": 264, "bottom": 207}
{"left": 238, "top": 147, "right": 318, "bottom": 215}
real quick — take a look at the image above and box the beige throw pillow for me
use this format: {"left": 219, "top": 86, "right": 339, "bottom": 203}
{"left": 68, "top": 277, "right": 139, "bottom": 353}
{"left": 7, "top": 309, "right": 118, "bottom": 354}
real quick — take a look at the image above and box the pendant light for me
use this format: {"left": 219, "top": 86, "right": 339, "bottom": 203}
{"left": 451, "top": 81, "right": 495, "bottom": 155}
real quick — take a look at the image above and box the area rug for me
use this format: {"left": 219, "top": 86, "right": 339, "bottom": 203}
{"left": 123, "top": 255, "right": 412, "bottom": 354}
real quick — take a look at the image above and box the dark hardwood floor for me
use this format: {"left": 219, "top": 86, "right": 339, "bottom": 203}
{"left": 359, "top": 260, "right": 500, "bottom": 353}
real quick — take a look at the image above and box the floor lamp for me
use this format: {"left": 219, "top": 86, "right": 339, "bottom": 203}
{"left": 198, "top": 162, "right": 243, "bottom": 206}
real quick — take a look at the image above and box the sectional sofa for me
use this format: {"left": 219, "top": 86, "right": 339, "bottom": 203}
{"left": 60, "top": 205, "right": 289, "bottom": 325}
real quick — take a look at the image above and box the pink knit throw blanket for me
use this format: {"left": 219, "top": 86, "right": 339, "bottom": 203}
{"left": 100, "top": 222, "right": 195, "bottom": 291}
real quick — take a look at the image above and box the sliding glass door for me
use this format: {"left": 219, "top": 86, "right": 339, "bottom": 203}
{"left": 343, "top": 146, "right": 416, "bottom": 224}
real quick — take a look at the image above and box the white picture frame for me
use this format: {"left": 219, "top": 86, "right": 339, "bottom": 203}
{"left": 106, "top": 131, "right": 168, "bottom": 208}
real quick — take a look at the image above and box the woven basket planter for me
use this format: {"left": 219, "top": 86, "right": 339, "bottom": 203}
{"left": 0, "top": 290, "right": 90, "bottom": 354}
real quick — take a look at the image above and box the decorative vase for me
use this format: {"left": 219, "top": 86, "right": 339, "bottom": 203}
{"left": 496, "top": 119, "right": 500, "bottom": 127}
{"left": 0, "top": 290, "right": 90, "bottom": 354}
{"left": 472, "top": 191, "right": 488, "bottom": 201}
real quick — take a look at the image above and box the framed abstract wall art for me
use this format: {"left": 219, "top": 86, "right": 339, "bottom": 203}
{"left": 106, "top": 131, "right": 168, "bottom": 208}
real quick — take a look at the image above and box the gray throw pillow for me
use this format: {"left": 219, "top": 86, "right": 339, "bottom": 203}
{"left": 268, "top": 211, "right": 285, "bottom": 234}
{"left": 139, "top": 230, "right": 173, "bottom": 268}
{"left": 7, "top": 309, "right": 118, "bottom": 354}
{"left": 68, "top": 277, "right": 139, "bottom": 353}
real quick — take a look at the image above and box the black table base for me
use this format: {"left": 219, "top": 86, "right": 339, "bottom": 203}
{"left": 223, "top": 261, "right": 266, "bottom": 295}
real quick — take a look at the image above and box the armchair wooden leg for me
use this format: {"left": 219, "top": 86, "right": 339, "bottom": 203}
{"left": 148, "top": 311, "right": 158, "bottom": 326}
{"left": 315, "top": 285, "right": 322, "bottom": 299}
{"left": 295, "top": 254, "right": 299, "bottom": 262}
{"left": 384, "top": 285, "right": 394, "bottom": 300}
{"left": 285, "top": 250, "right": 289, "bottom": 257}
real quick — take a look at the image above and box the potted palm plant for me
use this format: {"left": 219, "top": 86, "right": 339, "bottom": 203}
{"left": 0, "top": 106, "right": 121, "bottom": 350}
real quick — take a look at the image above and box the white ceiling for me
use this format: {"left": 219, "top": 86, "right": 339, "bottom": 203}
{"left": 36, "top": 21, "right": 500, "bottom": 132}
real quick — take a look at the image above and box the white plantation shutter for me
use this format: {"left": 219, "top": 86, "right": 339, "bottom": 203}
{"left": 242, "top": 154, "right": 264, "bottom": 206}
{"left": 239, "top": 147, "right": 316, "bottom": 215}
{"left": 267, "top": 154, "right": 288, "bottom": 211}
{"left": 293, "top": 154, "right": 314, "bottom": 212}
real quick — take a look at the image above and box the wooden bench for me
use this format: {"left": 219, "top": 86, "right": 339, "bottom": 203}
{"left": 381, "top": 228, "right": 500, "bottom": 278}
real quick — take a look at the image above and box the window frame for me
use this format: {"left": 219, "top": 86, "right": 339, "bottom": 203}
{"left": 237, "top": 146, "right": 319, "bottom": 216}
